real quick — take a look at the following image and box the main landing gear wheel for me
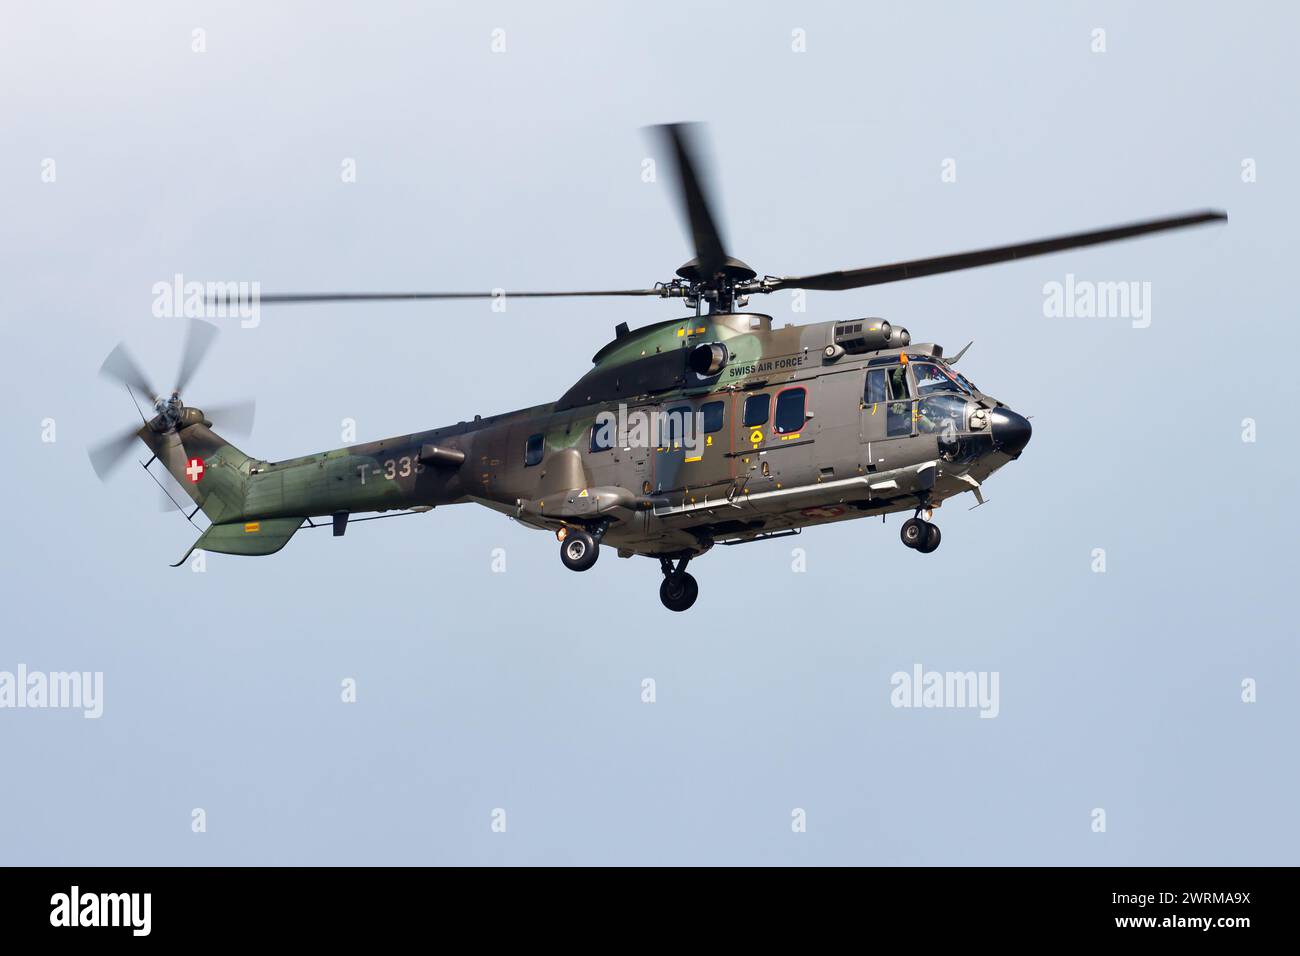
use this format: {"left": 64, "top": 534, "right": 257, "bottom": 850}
{"left": 901, "top": 517, "right": 942, "bottom": 553}
{"left": 559, "top": 528, "right": 599, "bottom": 571}
{"left": 660, "top": 572, "right": 699, "bottom": 612}
{"left": 916, "top": 522, "right": 942, "bottom": 554}
{"left": 900, "top": 518, "right": 928, "bottom": 549}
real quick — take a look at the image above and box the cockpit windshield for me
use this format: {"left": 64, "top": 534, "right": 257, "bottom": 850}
{"left": 912, "top": 361, "right": 976, "bottom": 397}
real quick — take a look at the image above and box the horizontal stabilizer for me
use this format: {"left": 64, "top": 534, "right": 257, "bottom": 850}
{"left": 172, "top": 516, "right": 306, "bottom": 566}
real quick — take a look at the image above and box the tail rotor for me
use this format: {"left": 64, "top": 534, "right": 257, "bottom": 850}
{"left": 88, "top": 319, "right": 256, "bottom": 485}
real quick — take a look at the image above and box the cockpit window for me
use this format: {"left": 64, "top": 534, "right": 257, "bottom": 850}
{"left": 912, "top": 362, "right": 972, "bottom": 397}
{"left": 866, "top": 365, "right": 912, "bottom": 403}
{"left": 917, "top": 394, "right": 969, "bottom": 435}
{"left": 865, "top": 369, "right": 887, "bottom": 404}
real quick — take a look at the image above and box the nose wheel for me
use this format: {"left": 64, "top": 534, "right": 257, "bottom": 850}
{"left": 658, "top": 556, "right": 698, "bottom": 612}
{"left": 900, "top": 516, "right": 942, "bottom": 554}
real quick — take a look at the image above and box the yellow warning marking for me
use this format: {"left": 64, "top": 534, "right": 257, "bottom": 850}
{"left": 685, "top": 456, "right": 702, "bottom": 463}
{"left": 578, "top": 489, "right": 589, "bottom": 497}
{"left": 871, "top": 403, "right": 878, "bottom": 415}
{"left": 693, "top": 326, "right": 705, "bottom": 334}
{"left": 780, "top": 432, "right": 802, "bottom": 441}
{"left": 676, "top": 328, "right": 685, "bottom": 337}
{"left": 244, "top": 522, "right": 261, "bottom": 533}
{"left": 749, "top": 428, "right": 763, "bottom": 444}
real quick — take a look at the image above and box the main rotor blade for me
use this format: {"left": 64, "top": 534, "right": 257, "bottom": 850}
{"left": 99, "top": 343, "right": 158, "bottom": 400}
{"left": 761, "top": 210, "right": 1228, "bottom": 293}
{"left": 175, "top": 318, "right": 219, "bottom": 394}
{"left": 88, "top": 425, "right": 143, "bottom": 482}
{"left": 253, "top": 289, "right": 664, "bottom": 305}
{"left": 654, "top": 123, "right": 729, "bottom": 279}
{"left": 204, "top": 398, "right": 256, "bottom": 438}
{"left": 650, "top": 124, "right": 733, "bottom": 280}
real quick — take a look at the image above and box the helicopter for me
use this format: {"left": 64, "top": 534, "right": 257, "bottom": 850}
{"left": 89, "top": 124, "right": 1226, "bottom": 611}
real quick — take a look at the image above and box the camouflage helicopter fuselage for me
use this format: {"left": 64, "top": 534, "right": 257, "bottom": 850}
{"left": 107, "top": 124, "right": 1223, "bottom": 608}
{"left": 142, "top": 311, "right": 1030, "bottom": 567}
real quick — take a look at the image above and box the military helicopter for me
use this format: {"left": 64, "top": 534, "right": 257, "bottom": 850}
{"left": 90, "top": 125, "right": 1225, "bottom": 610}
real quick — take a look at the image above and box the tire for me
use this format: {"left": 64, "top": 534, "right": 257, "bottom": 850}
{"left": 900, "top": 517, "right": 927, "bottom": 549}
{"left": 916, "top": 522, "right": 942, "bottom": 554}
{"left": 659, "top": 571, "right": 699, "bottom": 612}
{"left": 559, "top": 529, "right": 599, "bottom": 572}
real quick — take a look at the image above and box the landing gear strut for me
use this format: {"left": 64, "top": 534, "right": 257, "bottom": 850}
{"left": 658, "top": 556, "right": 698, "bottom": 612}
{"left": 900, "top": 506, "right": 942, "bottom": 554}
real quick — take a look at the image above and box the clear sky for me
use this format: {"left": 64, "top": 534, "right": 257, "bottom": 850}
{"left": 2, "top": 0, "right": 1296, "bottom": 865}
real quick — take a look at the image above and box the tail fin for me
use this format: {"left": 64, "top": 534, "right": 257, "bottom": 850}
{"left": 138, "top": 422, "right": 250, "bottom": 524}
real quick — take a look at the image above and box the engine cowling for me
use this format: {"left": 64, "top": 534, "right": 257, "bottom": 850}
{"left": 886, "top": 325, "right": 911, "bottom": 349}
{"left": 833, "top": 319, "right": 892, "bottom": 353}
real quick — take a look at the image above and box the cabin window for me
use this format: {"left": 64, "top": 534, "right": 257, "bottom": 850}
{"left": 662, "top": 405, "right": 692, "bottom": 448}
{"left": 701, "top": 401, "right": 724, "bottom": 434}
{"left": 742, "top": 393, "right": 769, "bottom": 427}
{"left": 773, "top": 387, "right": 807, "bottom": 434}
{"left": 524, "top": 433, "right": 544, "bottom": 466}
{"left": 590, "top": 420, "right": 615, "bottom": 453}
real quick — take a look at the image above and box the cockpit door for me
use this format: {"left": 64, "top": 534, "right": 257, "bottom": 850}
{"left": 861, "top": 362, "right": 918, "bottom": 471}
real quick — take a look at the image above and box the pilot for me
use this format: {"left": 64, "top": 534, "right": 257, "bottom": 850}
{"left": 885, "top": 365, "right": 912, "bottom": 433}
{"left": 916, "top": 401, "right": 938, "bottom": 433}
{"left": 915, "top": 364, "right": 947, "bottom": 395}
{"left": 888, "top": 365, "right": 909, "bottom": 400}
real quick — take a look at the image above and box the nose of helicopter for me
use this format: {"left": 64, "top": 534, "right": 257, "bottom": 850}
{"left": 989, "top": 408, "right": 1032, "bottom": 458}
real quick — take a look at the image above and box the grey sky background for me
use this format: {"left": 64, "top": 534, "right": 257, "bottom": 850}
{"left": 2, "top": 1, "right": 1296, "bottom": 865}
